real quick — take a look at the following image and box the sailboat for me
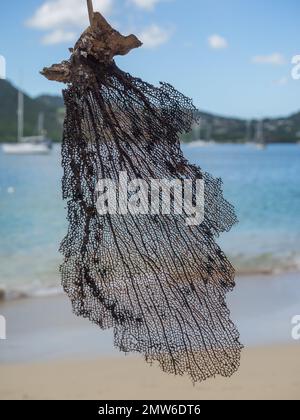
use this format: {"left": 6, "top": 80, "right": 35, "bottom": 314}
{"left": 188, "top": 119, "right": 215, "bottom": 147}
{"left": 254, "top": 120, "right": 266, "bottom": 150}
{"left": 2, "top": 91, "right": 52, "bottom": 155}
{"left": 187, "top": 119, "right": 208, "bottom": 147}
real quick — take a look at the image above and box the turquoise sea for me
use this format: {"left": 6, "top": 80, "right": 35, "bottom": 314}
{"left": 0, "top": 143, "right": 299, "bottom": 298}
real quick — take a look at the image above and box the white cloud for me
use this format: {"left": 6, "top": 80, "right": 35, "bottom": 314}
{"left": 42, "top": 29, "right": 77, "bottom": 45}
{"left": 27, "top": 0, "right": 113, "bottom": 44}
{"left": 274, "top": 76, "right": 288, "bottom": 86}
{"left": 139, "top": 24, "right": 172, "bottom": 48}
{"left": 252, "top": 53, "right": 286, "bottom": 66}
{"left": 130, "top": 0, "right": 161, "bottom": 11}
{"left": 208, "top": 34, "right": 228, "bottom": 50}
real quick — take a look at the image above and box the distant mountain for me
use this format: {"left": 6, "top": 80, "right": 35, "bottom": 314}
{"left": 1, "top": 79, "right": 299, "bottom": 143}
{"left": 182, "top": 110, "right": 300, "bottom": 143}
{"left": 36, "top": 94, "right": 64, "bottom": 109}
{"left": 183, "top": 112, "right": 247, "bottom": 143}
{"left": 0, "top": 79, "right": 64, "bottom": 142}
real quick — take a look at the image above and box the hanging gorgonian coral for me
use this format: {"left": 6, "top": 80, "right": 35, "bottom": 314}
{"left": 42, "top": 10, "right": 242, "bottom": 383}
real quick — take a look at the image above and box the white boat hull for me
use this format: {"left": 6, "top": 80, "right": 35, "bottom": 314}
{"left": 255, "top": 143, "right": 266, "bottom": 150}
{"left": 2, "top": 143, "right": 51, "bottom": 155}
{"left": 187, "top": 140, "right": 213, "bottom": 148}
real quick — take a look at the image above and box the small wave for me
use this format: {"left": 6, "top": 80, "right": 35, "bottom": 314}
{"left": 0, "top": 285, "right": 63, "bottom": 303}
{"left": 1, "top": 252, "right": 300, "bottom": 302}
{"left": 232, "top": 251, "right": 300, "bottom": 277}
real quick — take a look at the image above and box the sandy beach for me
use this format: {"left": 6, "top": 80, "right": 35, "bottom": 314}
{"left": 0, "top": 272, "right": 299, "bottom": 400}
{"left": 0, "top": 346, "right": 299, "bottom": 400}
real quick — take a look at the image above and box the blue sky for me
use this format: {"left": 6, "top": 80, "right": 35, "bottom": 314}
{"left": 0, "top": 0, "right": 299, "bottom": 118}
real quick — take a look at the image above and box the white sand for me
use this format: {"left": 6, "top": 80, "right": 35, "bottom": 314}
{"left": 0, "top": 272, "right": 300, "bottom": 399}
{"left": 0, "top": 346, "right": 299, "bottom": 400}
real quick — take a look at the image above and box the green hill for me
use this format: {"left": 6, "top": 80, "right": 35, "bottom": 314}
{"left": 1, "top": 79, "right": 299, "bottom": 143}
{"left": 37, "top": 94, "right": 64, "bottom": 109}
{"left": 182, "top": 110, "right": 300, "bottom": 143}
{"left": 0, "top": 79, "right": 64, "bottom": 142}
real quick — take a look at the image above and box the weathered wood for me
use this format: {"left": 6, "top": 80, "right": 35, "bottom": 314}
{"left": 41, "top": 11, "right": 142, "bottom": 83}
{"left": 87, "top": 0, "right": 94, "bottom": 26}
{"left": 41, "top": 61, "right": 71, "bottom": 83}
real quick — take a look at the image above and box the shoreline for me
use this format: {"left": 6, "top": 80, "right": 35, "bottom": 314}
{"left": 1, "top": 269, "right": 299, "bottom": 304}
{"left": 0, "top": 271, "right": 299, "bottom": 365}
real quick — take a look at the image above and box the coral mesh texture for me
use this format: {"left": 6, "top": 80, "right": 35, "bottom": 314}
{"left": 60, "top": 62, "right": 242, "bottom": 383}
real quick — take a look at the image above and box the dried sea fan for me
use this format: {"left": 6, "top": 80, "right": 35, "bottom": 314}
{"left": 42, "top": 6, "right": 242, "bottom": 383}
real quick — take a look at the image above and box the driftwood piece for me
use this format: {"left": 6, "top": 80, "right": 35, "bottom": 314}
{"left": 41, "top": 12, "right": 142, "bottom": 83}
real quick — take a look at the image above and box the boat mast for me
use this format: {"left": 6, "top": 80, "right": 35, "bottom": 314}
{"left": 17, "top": 90, "right": 24, "bottom": 142}
{"left": 206, "top": 122, "right": 212, "bottom": 142}
{"left": 38, "top": 112, "right": 45, "bottom": 136}
{"left": 198, "top": 117, "right": 202, "bottom": 140}
{"left": 255, "top": 120, "right": 264, "bottom": 144}
{"left": 245, "top": 120, "right": 252, "bottom": 143}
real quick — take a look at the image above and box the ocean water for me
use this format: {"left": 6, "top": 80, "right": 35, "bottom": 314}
{"left": 184, "top": 143, "right": 300, "bottom": 275}
{"left": 0, "top": 143, "right": 299, "bottom": 298}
